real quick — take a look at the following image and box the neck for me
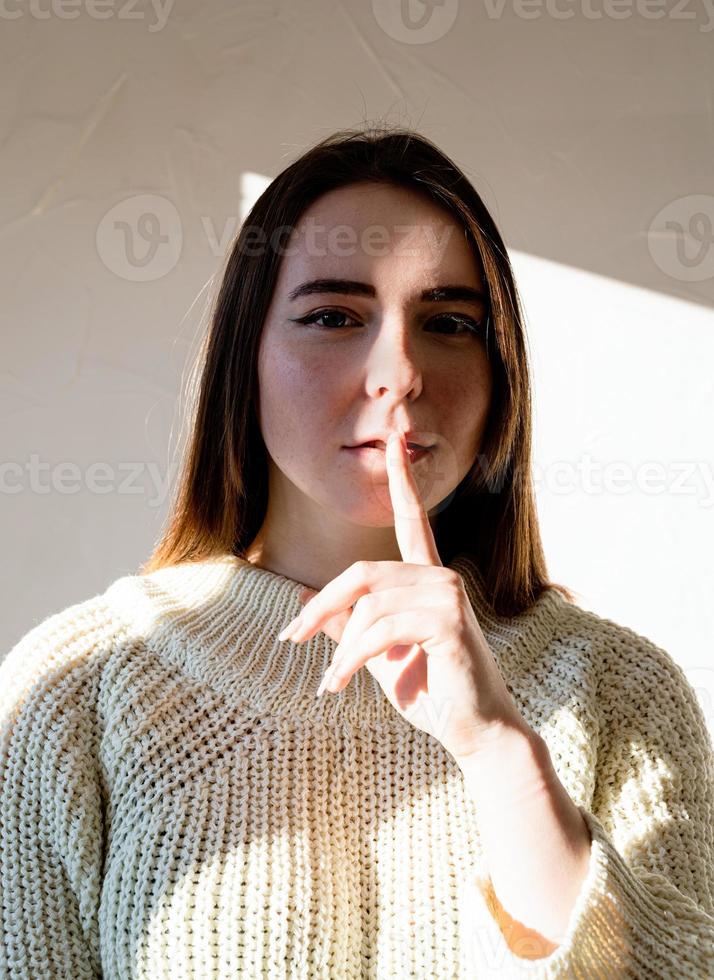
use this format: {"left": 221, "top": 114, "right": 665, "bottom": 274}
{"left": 245, "top": 514, "right": 441, "bottom": 596}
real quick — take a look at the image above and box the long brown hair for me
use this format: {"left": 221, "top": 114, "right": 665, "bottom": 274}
{"left": 139, "top": 123, "right": 576, "bottom": 617}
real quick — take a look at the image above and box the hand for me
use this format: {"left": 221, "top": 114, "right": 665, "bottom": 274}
{"left": 278, "top": 430, "right": 531, "bottom": 761}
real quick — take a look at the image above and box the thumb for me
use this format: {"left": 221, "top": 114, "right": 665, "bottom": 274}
{"left": 297, "top": 586, "right": 350, "bottom": 645}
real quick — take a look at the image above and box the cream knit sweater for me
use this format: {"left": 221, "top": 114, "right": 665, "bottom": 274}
{"left": 1, "top": 552, "right": 713, "bottom": 979}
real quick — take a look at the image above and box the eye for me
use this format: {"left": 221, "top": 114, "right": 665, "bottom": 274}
{"left": 292, "top": 309, "right": 360, "bottom": 330}
{"left": 291, "top": 308, "right": 488, "bottom": 337}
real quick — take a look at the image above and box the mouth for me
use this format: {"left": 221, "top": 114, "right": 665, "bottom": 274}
{"left": 344, "top": 440, "right": 433, "bottom": 462}
{"left": 348, "top": 440, "right": 433, "bottom": 451}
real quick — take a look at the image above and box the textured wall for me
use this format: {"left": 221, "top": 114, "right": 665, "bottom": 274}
{"left": 1, "top": 0, "right": 712, "bottom": 733}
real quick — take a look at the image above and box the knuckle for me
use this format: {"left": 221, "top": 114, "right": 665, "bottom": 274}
{"left": 443, "top": 568, "right": 462, "bottom": 588}
{"left": 357, "top": 592, "right": 376, "bottom": 614}
{"left": 445, "top": 574, "right": 465, "bottom": 603}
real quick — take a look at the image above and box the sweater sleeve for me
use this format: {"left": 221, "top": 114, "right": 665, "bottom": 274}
{"left": 0, "top": 600, "right": 113, "bottom": 979}
{"left": 462, "top": 625, "right": 714, "bottom": 979}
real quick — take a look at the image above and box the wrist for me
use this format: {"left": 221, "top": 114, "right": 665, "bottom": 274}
{"left": 453, "top": 723, "right": 554, "bottom": 810}
{"left": 451, "top": 716, "right": 543, "bottom": 768}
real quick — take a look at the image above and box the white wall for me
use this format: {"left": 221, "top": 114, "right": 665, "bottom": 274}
{"left": 1, "top": 0, "right": 712, "bottom": 734}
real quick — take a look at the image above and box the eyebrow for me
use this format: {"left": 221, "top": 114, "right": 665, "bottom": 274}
{"left": 287, "top": 278, "right": 488, "bottom": 307}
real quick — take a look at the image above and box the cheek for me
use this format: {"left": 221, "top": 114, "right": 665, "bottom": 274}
{"left": 437, "top": 359, "right": 493, "bottom": 459}
{"left": 434, "top": 354, "right": 491, "bottom": 413}
{"left": 258, "top": 345, "right": 342, "bottom": 455}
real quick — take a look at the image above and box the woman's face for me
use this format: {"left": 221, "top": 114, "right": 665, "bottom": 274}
{"left": 255, "top": 181, "right": 493, "bottom": 532}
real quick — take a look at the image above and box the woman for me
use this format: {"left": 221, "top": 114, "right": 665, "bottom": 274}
{"left": 1, "top": 125, "right": 713, "bottom": 979}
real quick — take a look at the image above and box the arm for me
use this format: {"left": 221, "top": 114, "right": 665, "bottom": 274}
{"left": 455, "top": 628, "right": 714, "bottom": 978}
{"left": 0, "top": 605, "right": 109, "bottom": 979}
{"left": 456, "top": 725, "right": 593, "bottom": 959}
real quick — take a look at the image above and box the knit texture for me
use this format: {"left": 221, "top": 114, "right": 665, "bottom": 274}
{"left": 1, "top": 552, "right": 713, "bottom": 979}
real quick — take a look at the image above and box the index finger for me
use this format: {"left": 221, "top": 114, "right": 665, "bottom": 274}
{"left": 386, "top": 430, "right": 443, "bottom": 568}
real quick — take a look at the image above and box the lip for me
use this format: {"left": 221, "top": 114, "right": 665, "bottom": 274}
{"left": 346, "top": 430, "right": 433, "bottom": 450}
{"left": 345, "top": 437, "right": 434, "bottom": 450}
{"left": 344, "top": 444, "right": 432, "bottom": 463}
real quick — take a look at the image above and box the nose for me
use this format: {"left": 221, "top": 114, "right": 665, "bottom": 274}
{"left": 362, "top": 318, "right": 424, "bottom": 402}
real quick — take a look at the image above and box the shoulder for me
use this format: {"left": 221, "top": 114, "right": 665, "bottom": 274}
{"left": 563, "top": 599, "right": 689, "bottom": 684}
{"left": 0, "top": 575, "right": 142, "bottom": 733}
{"left": 551, "top": 596, "right": 710, "bottom": 746}
{"left": 555, "top": 593, "right": 690, "bottom": 683}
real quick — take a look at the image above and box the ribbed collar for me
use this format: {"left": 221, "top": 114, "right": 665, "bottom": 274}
{"left": 104, "top": 552, "right": 563, "bottom": 726}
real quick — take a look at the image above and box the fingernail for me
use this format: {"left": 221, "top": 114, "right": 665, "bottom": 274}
{"left": 278, "top": 614, "right": 303, "bottom": 642}
{"left": 317, "top": 667, "right": 342, "bottom": 697}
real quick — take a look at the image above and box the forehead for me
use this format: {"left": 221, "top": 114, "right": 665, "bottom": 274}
{"left": 277, "top": 182, "right": 484, "bottom": 292}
